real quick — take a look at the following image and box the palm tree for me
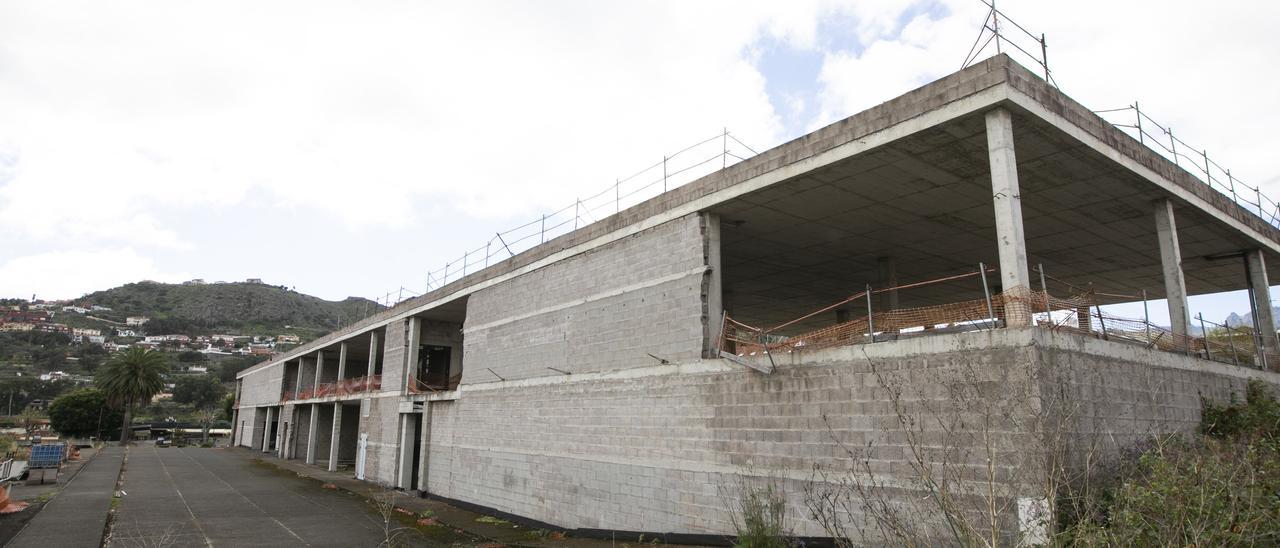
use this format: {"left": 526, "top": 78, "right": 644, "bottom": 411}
{"left": 97, "top": 347, "right": 167, "bottom": 445}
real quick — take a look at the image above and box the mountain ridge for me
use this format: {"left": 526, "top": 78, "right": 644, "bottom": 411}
{"left": 79, "top": 281, "right": 382, "bottom": 336}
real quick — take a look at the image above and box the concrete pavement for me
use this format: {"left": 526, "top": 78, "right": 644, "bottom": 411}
{"left": 7, "top": 446, "right": 123, "bottom": 548}
{"left": 111, "top": 445, "right": 395, "bottom": 547}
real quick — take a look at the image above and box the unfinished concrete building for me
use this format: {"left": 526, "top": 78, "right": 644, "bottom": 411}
{"left": 234, "top": 55, "right": 1280, "bottom": 541}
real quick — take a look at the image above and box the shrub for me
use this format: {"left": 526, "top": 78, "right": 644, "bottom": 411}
{"left": 1063, "top": 380, "right": 1280, "bottom": 546}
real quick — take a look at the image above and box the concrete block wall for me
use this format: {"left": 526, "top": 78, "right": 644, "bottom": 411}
{"left": 366, "top": 397, "right": 402, "bottom": 485}
{"left": 382, "top": 318, "right": 409, "bottom": 394}
{"left": 426, "top": 330, "right": 1045, "bottom": 536}
{"left": 292, "top": 404, "right": 310, "bottom": 459}
{"left": 314, "top": 404, "right": 334, "bottom": 459}
{"left": 1034, "top": 331, "right": 1277, "bottom": 466}
{"left": 239, "top": 407, "right": 262, "bottom": 449}
{"left": 338, "top": 405, "right": 360, "bottom": 463}
{"left": 239, "top": 364, "right": 284, "bottom": 406}
{"left": 423, "top": 327, "right": 1280, "bottom": 537}
{"left": 462, "top": 213, "right": 707, "bottom": 383}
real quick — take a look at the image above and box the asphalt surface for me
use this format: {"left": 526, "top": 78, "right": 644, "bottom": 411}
{"left": 7, "top": 446, "right": 124, "bottom": 548}
{"left": 109, "top": 446, "right": 395, "bottom": 547}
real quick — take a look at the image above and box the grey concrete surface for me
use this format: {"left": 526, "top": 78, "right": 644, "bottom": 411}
{"left": 110, "top": 446, "right": 394, "bottom": 547}
{"left": 8, "top": 446, "right": 123, "bottom": 548}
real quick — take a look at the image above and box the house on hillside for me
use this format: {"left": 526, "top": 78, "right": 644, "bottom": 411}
{"left": 126, "top": 316, "right": 150, "bottom": 326}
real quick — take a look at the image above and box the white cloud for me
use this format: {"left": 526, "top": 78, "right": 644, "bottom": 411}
{"left": 0, "top": 248, "right": 190, "bottom": 299}
{"left": 0, "top": 0, "right": 1277, "bottom": 307}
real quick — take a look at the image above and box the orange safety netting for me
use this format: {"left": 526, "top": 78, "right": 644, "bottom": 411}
{"left": 288, "top": 375, "right": 382, "bottom": 401}
{"left": 720, "top": 276, "right": 1265, "bottom": 369}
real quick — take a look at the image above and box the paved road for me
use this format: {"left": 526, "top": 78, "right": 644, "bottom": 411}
{"left": 110, "top": 446, "right": 394, "bottom": 547}
{"left": 8, "top": 446, "right": 124, "bottom": 547}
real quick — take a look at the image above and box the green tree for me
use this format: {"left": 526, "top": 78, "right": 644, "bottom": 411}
{"left": 172, "top": 375, "right": 225, "bottom": 410}
{"left": 215, "top": 356, "right": 256, "bottom": 382}
{"left": 48, "top": 388, "right": 123, "bottom": 440}
{"left": 221, "top": 393, "right": 235, "bottom": 422}
{"left": 97, "top": 347, "right": 167, "bottom": 445}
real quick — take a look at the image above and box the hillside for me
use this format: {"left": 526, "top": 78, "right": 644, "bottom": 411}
{"left": 80, "top": 281, "right": 382, "bottom": 336}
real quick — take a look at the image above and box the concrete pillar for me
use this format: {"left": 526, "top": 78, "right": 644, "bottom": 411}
{"left": 405, "top": 318, "right": 422, "bottom": 392}
{"left": 704, "top": 213, "right": 724, "bottom": 356}
{"left": 327, "top": 403, "right": 343, "bottom": 472}
{"left": 396, "top": 414, "right": 416, "bottom": 489}
{"left": 367, "top": 332, "right": 379, "bottom": 380}
{"left": 293, "top": 359, "right": 305, "bottom": 400}
{"left": 337, "top": 342, "right": 348, "bottom": 382}
{"left": 281, "top": 409, "right": 290, "bottom": 459}
{"left": 876, "top": 256, "right": 898, "bottom": 311}
{"left": 314, "top": 350, "right": 325, "bottom": 393}
{"left": 1245, "top": 249, "right": 1279, "bottom": 366}
{"left": 261, "top": 407, "right": 273, "bottom": 453}
{"left": 416, "top": 405, "right": 431, "bottom": 491}
{"left": 1153, "top": 199, "right": 1190, "bottom": 343}
{"left": 305, "top": 403, "right": 319, "bottom": 464}
{"left": 985, "top": 107, "right": 1032, "bottom": 327}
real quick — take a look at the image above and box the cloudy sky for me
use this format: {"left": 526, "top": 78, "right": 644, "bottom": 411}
{"left": 2, "top": 1, "right": 1279, "bottom": 323}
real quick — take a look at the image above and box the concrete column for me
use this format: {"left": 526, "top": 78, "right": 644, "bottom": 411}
{"left": 231, "top": 409, "right": 239, "bottom": 446}
{"left": 327, "top": 402, "right": 342, "bottom": 472}
{"left": 294, "top": 360, "right": 305, "bottom": 400}
{"left": 985, "top": 107, "right": 1032, "bottom": 327}
{"left": 396, "top": 414, "right": 416, "bottom": 489}
{"left": 305, "top": 403, "right": 319, "bottom": 464}
{"left": 261, "top": 407, "right": 273, "bottom": 453}
{"left": 704, "top": 213, "right": 724, "bottom": 356}
{"left": 314, "top": 350, "right": 325, "bottom": 393}
{"left": 336, "top": 342, "right": 348, "bottom": 382}
{"left": 876, "top": 256, "right": 898, "bottom": 311}
{"left": 1245, "top": 249, "right": 1279, "bottom": 365}
{"left": 416, "top": 405, "right": 431, "bottom": 491}
{"left": 276, "top": 410, "right": 287, "bottom": 458}
{"left": 367, "top": 332, "right": 379, "bottom": 379}
{"left": 405, "top": 318, "right": 421, "bottom": 392}
{"left": 281, "top": 409, "right": 291, "bottom": 459}
{"left": 1154, "top": 199, "right": 1190, "bottom": 343}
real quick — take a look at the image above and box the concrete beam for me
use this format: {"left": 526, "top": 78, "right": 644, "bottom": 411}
{"left": 327, "top": 403, "right": 342, "bottom": 472}
{"left": 1246, "top": 249, "right": 1279, "bottom": 368}
{"left": 1154, "top": 199, "right": 1190, "bottom": 343}
{"left": 985, "top": 107, "right": 1031, "bottom": 327}
{"left": 305, "top": 403, "right": 319, "bottom": 464}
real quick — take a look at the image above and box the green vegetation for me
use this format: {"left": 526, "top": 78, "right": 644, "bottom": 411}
{"left": 48, "top": 388, "right": 123, "bottom": 439}
{"left": 1061, "top": 380, "right": 1280, "bottom": 546}
{"left": 0, "top": 378, "right": 73, "bottom": 414}
{"left": 81, "top": 281, "right": 381, "bottom": 336}
{"left": 97, "top": 347, "right": 167, "bottom": 444}
{"left": 727, "top": 482, "right": 789, "bottom": 548}
{"left": 172, "top": 374, "right": 225, "bottom": 409}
